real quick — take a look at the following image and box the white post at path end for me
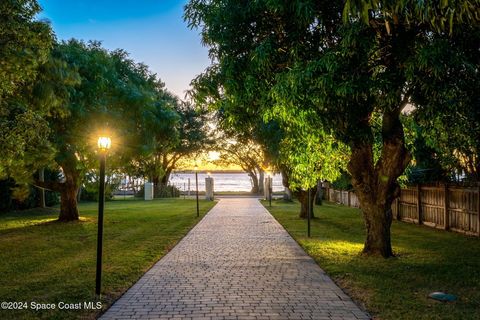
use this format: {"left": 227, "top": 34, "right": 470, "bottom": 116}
{"left": 144, "top": 182, "right": 154, "bottom": 200}
{"left": 205, "top": 176, "right": 214, "bottom": 201}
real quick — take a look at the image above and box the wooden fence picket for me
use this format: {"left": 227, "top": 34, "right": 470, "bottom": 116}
{"left": 324, "top": 183, "right": 480, "bottom": 236}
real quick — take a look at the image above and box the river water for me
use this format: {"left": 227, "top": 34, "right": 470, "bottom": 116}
{"left": 168, "top": 172, "right": 284, "bottom": 192}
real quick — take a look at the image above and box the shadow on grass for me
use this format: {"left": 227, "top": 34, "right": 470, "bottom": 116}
{"left": 0, "top": 207, "right": 97, "bottom": 234}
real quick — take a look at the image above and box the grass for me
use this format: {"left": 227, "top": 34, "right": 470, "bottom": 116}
{"left": 262, "top": 200, "right": 480, "bottom": 320}
{"left": 0, "top": 198, "right": 216, "bottom": 320}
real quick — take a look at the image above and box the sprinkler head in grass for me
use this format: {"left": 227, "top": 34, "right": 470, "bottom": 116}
{"left": 428, "top": 292, "right": 457, "bottom": 302}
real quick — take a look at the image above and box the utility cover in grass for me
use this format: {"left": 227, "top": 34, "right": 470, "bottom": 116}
{"left": 428, "top": 292, "right": 457, "bottom": 302}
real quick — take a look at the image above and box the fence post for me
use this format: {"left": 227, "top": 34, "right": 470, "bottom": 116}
{"left": 396, "top": 197, "right": 400, "bottom": 220}
{"left": 417, "top": 184, "right": 422, "bottom": 225}
{"left": 478, "top": 185, "right": 480, "bottom": 236}
{"left": 347, "top": 191, "right": 351, "bottom": 207}
{"left": 444, "top": 183, "right": 449, "bottom": 230}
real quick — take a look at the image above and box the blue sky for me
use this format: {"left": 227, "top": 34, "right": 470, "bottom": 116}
{"left": 37, "top": 0, "right": 210, "bottom": 98}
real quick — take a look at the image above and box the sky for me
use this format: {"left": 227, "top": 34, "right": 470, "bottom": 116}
{"left": 37, "top": 0, "right": 210, "bottom": 99}
{"left": 36, "top": 0, "right": 240, "bottom": 171}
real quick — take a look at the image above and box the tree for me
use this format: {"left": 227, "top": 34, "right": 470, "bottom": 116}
{"left": 0, "top": 0, "right": 54, "bottom": 192}
{"left": 410, "top": 27, "right": 480, "bottom": 182}
{"left": 0, "top": 0, "right": 52, "bottom": 99}
{"left": 270, "top": 116, "right": 348, "bottom": 218}
{"left": 126, "top": 90, "right": 180, "bottom": 193}
{"left": 185, "top": 0, "right": 479, "bottom": 257}
{"left": 273, "top": 16, "right": 477, "bottom": 257}
{"left": 214, "top": 135, "right": 267, "bottom": 194}
{"left": 36, "top": 40, "right": 161, "bottom": 221}
{"left": 128, "top": 95, "right": 210, "bottom": 196}
{"left": 207, "top": 107, "right": 271, "bottom": 195}
{"left": 1, "top": 54, "right": 78, "bottom": 205}
{"left": 400, "top": 116, "right": 449, "bottom": 184}
{"left": 185, "top": 0, "right": 349, "bottom": 217}
{"left": 186, "top": 0, "right": 347, "bottom": 218}
{"left": 0, "top": 107, "right": 55, "bottom": 185}
{"left": 343, "top": 0, "right": 479, "bottom": 34}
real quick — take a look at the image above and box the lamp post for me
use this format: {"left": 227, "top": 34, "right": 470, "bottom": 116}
{"left": 194, "top": 165, "right": 199, "bottom": 217}
{"left": 267, "top": 172, "right": 272, "bottom": 207}
{"left": 96, "top": 136, "right": 111, "bottom": 296}
{"left": 307, "top": 187, "right": 311, "bottom": 238}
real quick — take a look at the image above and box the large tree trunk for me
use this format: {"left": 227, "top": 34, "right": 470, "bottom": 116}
{"left": 281, "top": 168, "right": 292, "bottom": 201}
{"left": 284, "top": 187, "right": 293, "bottom": 201}
{"left": 472, "top": 159, "right": 480, "bottom": 182}
{"left": 296, "top": 186, "right": 317, "bottom": 219}
{"left": 38, "top": 168, "right": 46, "bottom": 208}
{"left": 161, "top": 169, "right": 171, "bottom": 185}
{"left": 349, "top": 110, "right": 410, "bottom": 257}
{"left": 59, "top": 182, "right": 79, "bottom": 221}
{"left": 153, "top": 164, "right": 175, "bottom": 198}
{"left": 152, "top": 175, "right": 161, "bottom": 197}
{"left": 315, "top": 180, "right": 323, "bottom": 205}
{"left": 258, "top": 169, "right": 265, "bottom": 195}
{"left": 361, "top": 201, "right": 394, "bottom": 256}
{"left": 58, "top": 166, "right": 80, "bottom": 222}
{"left": 248, "top": 171, "right": 259, "bottom": 194}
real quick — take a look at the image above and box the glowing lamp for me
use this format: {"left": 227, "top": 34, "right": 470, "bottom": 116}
{"left": 97, "top": 136, "right": 111, "bottom": 151}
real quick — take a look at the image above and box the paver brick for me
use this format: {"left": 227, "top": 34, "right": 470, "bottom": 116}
{"left": 101, "top": 198, "right": 370, "bottom": 320}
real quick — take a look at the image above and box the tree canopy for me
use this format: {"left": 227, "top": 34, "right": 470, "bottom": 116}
{"left": 0, "top": 0, "right": 53, "bottom": 99}
{"left": 27, "top": 40, "right": 182, "bottom": 220}
{"left": 127, "top": 95, "right": 210, "bottom": 195}
{"left": 0, "top": 0, "right": 55, "bottom": 187}
{"left": 1, "top": 0, "right": 210, "bottom": 217}
{"left": 185, "top": 0, "right": 480, "bottom": 257}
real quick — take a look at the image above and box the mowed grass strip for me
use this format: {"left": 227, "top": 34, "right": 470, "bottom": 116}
{"left": 263, "top": 200, "right": 480, "bottom": 320}
{"left": 0, "top": 199, "right": 216, "bottom": 320}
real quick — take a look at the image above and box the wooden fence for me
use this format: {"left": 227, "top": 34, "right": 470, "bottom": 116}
{"left": 325, "top": 185, "right": 480, "bottom": 236}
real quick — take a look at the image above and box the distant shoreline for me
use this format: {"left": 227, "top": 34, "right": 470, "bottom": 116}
{"left": 173, "top": 170, "right": 248, "bottom": 174}
{"left": 173, "top": 170, "right": 281, "bottom": 174}
{"left": 169, "top": 171, "right": 284, "bottom": 192}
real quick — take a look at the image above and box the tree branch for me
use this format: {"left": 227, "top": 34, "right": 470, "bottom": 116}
{"left": 32, "top": 180, "right": 63, "bottom": 192}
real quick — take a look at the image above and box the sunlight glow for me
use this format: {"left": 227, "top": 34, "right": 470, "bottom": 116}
{"left": 208, "top": 151, "right": 220, "bottom": 161}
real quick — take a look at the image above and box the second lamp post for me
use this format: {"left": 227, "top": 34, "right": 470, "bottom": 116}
{"left": 194, "top": 165, "right": 199, "bottom": 217}
{"left": 96, "top": 136, "right": 111, "bottom": 296}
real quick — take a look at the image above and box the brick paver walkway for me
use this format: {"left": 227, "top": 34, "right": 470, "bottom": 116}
{"left": 101, "top": 198, "right": 370, "bottom": 320}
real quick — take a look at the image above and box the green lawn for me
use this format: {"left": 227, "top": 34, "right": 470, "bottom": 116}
{"left": 0, "top": 199, "right": 216, "bottom": 320}
{"left": 263, "top": 200, "right": 480, "bottom": 320}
